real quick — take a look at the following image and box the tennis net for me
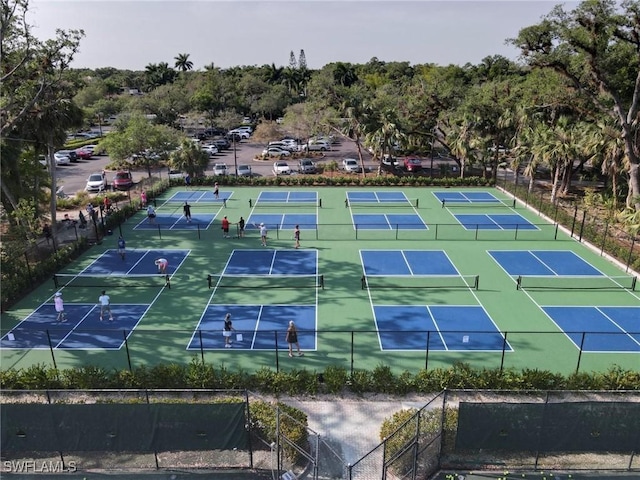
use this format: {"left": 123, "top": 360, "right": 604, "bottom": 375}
{"left": 361, "top": 274, "right": 479, "bottom": 290}
{"left": 516, "top": 274, "right": 637, "bottom": 291}
{"left": 347, "top": 198, "right": 419, "bottom": 208}
{"left": 54, "top": 273, "right": 171, "bottom": 289}
{"left": 207, "top": 273, "right": 324, "bottom": 289}
{"left": 441, "top": 198, "right": 516, "bottom": 208}
{"left": 250, "top": 195, "right": 321, "bottom": 208}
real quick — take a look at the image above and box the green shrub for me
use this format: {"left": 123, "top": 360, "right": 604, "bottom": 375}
{"left": 322, "top": 365, "right": 348, "bottom": 394}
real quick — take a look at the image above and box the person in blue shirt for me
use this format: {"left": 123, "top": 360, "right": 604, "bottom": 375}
{"left": 117, "top": 236, "right": 126, "bottom": 260}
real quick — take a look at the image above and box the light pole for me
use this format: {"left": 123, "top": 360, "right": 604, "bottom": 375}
{"left": 233, "top": 135, "right": 238, "bottom": 177}
{"left": 97, "top": 112, "right": 103, "bottom": 137}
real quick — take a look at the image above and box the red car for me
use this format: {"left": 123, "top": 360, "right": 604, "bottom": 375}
{"left": 403, "top": 158, "right": 422, "bottom": 172}
{"left": 75, "top": 147, "right": 93, "bottom": 159}
{"left": 112, "top": 171, "right": 133, "bottom": 190}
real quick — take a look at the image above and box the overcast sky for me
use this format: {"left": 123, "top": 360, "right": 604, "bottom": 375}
{"left": 29, "top": 1, "right": 577, "bottom": 71}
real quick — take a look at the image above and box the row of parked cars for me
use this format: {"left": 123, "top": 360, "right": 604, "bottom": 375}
{"left": 84, "top": 170, "right": 133, "bottom": 193}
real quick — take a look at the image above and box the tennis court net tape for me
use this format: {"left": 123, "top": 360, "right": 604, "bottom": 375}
{"left": 207, "top": 273, "right": 324, "bottom": 289}
{"left": 441, "top": 198, "right": 516, "bottom": 208}
{"left": 54, "top": 273, "right": 171, "bottom": 289}
{"left": 250, "top": 199, "right": 321, "bottom": 208}
{"left": 515, "top": 274, "right": 637, "bottom": 291}
{"left": 346, "top": 199, "right": 419, "bottom": 208}
{"left": 361, "top": 274, "right": 479, "bottom": 290}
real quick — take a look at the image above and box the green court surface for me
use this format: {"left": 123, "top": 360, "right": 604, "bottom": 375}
{"left": 1, "top": 186, "right": 639, "bottom": 374}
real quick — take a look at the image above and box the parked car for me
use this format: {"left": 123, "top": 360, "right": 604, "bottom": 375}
{"left": 85, "top": 172, "right": 107, "bottom": 192}
{"left": 168, "top": 169, "right": 184, "bottom": 180}
{"left": 302, "top": 141, "right": 331, "bottom": 152}
{"left": 211, "top": 138, "right": 230, "bottom": 150}
{"left": 202, "top": 144, "right": 219, "bottom": 156}
{"left": 227, "top": 130, "right": 251, "bottom": 140}
{"left": 268, "top": 141, "right": 295, "bottom": 151}
{"left": 53, "top": 151, "right": 71, "bottom": 166}
{"left": 112, "top": 171, "right": 133, "bottom": 190}
{"left": 82, "top": 144, "right": 106, "bottom": 156}
{"left": 298, "top": 158, "right": 317, "bottom": 174}
{"left": 75, "top": 147, "right": 93, "bottom": 159}
{"left": 403, "top": 157, "right": 423, "bottom": 172}
{"left": 262, "top": 147, "right": 291, "bottom": 157}
{"left": 342, "top": 158, "right": 359, "bottom": 173}
{"left": 213, "top": 163, "right": 228, "bottom": 176}
{"left": 273, "top": 161, "right": 291, "bottom": 176}
{"left": 381, "top": 155, "right": 400, "bottom": 172}
{"left": 56, "top": 149, "right": 78, "bottom": 163}
{"left": 237, "top": 164, "right": 252, "bottom": 177}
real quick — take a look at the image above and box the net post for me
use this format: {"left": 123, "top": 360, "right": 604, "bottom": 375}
{"left": 165, "top": 275, "right": 171, "bottom": 289}
{"left": 345, "top": 198, "right": 348, "bottom": 208}
{"left": 474, "top": 275, "right": 479, "bottom": 290}
{"left": 319, "top": 274, "right": 324, "bottom": 290}
{"left": 475, "top": 224, "right": 479, "bottom": 241}
{"left": 415, "top": 198, "right": 419, "bottom": 208}
{"left": 441, "top": 199, "right": 445, "bottom": 208}
{"left": 512, "top": 198, "right": 516, "bottom": 209}
{"left": 207, "top": 274, "right": 212, "bottom": 289}
{"left": 249, "top": 199, "right": 252, "bottom": 208}
{"left": 514, "top": 223, "right": 519, "bottom": 241}
{"left": 632, "top": 276, "right": 637, "bottom": 291}
{"left": 395, "top": 223, "right": 399, "bottom": 240}
{"left": 554, "top": 224, "right": 559, "bottom": 240}
{"left": 361, "top": 275, "right": 366, "bottom": 290}
{"left": 319, "top": 198, "right": 322, "bottom": 208}
{"left": 516, "top": 275, "right": 522, "bottom": 290}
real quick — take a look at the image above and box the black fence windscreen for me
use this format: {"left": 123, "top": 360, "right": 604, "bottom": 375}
{"left": 1, "top": 403, "right": 247, "bottom": 453}
{"left": 455, "top": 401, "right": 640, "bottom": 453}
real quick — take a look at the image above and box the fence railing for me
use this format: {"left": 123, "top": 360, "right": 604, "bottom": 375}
{"left": 3, "top": 328, "right": 638, "bottom": 375}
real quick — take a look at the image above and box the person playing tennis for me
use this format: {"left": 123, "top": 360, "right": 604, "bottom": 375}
{"left": 183, "top": 201, "right": 192, "bottom": 223}
{"left": 237, "top": 216, "right": 245, "bottom": 238}
{"left": 155, "top": 258, "right": 168, "bottom": 274}
{"left": 222, "top": 313, "right": 235, "bottom": 348}
{"left": 294, "top": 225, "right": 300, "bottom": 249}
{"left": 117, "top": 236, "right": 126, "bottom": 260}
{"left": 54, "top": 291, "right": 67, "bottom": 323}
{"left": 98, "top": 290, "right": 114, "bottom": 322}
{"left": 255, "top": 222, "right": 268, "bottom": 247}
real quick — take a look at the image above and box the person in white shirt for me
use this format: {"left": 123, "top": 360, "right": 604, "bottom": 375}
{"left": 54, "top": 292, "right": 67, "bottom": 323}
{"left": 98, "top": 290, "right": 114, "bottom": 321}
{"left": 146, "top": 205, "right": 156, "bottom": 224}
{"left": 155, "top": 258, "right": 169, "bottom": 274}
{"left": 258, "top": 223, "right": 268, "bottom": 247}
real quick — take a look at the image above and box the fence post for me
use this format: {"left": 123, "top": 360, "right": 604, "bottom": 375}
{"left": 425, "top": 331, "right": 430, "bottom": 370}
{"left": 576, "top": 332, "right": 586, "bottom": 374}
{"left": 350, "top": 331, "right": 354, "bottom": 379}
{"left": 199, "top": 329, "right": 204, "bottom": 363}
{"left": 578, "top": 210, "right": 587, "bottom": 242}
{"left": 500, "top": 331, "right": 508, "bottom": 373}
{"left": 626, "top": 236, "right": 636, "bottom": 273}
{"left": 570, "top": 205, "right": 578, "bottom": 238}
{"left": 46, "top": 330, "right": 57, "bottom": 370}
{"left": 274, "top": 331, "right": 279, "bottom": 373}
{"left": 123, "top": 330, "right": 132, "bottom": 372}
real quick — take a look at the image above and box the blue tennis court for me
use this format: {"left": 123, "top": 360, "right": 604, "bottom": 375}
{"left": 187, "top": 304, "right": 316, "bottom": 351}
{"left": 134, "top": 212, "right": 216, "bottom": 230}
{"left": 247, "top": 214, "right": 317, "bottom": 231}
{"left": 223, "top": 249, "right": 317, "bottom": 275}
{"left": 352, "top": 213, "right": 427, "bottom": 230}
{"left": 434, "top": 191, "right": 502, "bottom": 204}
{"left": 542, "top": 306, "right": 640, "bottom": 352}
{"left": 0, "top": 304, "right": 148, "bottom": 350}
{"left": 81, "top": 249, "right": 190, "bottom": 276}
{"left": 489, "top": 250, "right": 602, "bottom": 276}
{"left": 455, "top": 213, "right": 537, "bottom": 230}
{"left": 374, "top": 305, "right": 508, "bottom": 351}
{"left": 256, "top": 191, "right": 318, "bottom": 204}
{"left": 361, "top": 250, "right": 456, "bottom": 275}
{"left": 165, "top": 190, "right": 233, "bottom": 203}
{"left": 347, "top": 191, "right": 410, "bottom": 205}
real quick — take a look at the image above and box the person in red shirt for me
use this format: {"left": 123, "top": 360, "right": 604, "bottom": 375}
{"left": 221, "top": 216, "right": 230, "bottom": 238}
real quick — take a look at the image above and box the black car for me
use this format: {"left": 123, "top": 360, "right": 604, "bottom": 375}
{"left": 212, "top": 138, "right": 231, "bottom": 150}
{"left": 204, "top": 127, "right": 226, "bottom": 136}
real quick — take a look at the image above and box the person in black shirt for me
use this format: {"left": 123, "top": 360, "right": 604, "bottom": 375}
{"left": 183, "top": 201, "right": 192, "bottom": 223}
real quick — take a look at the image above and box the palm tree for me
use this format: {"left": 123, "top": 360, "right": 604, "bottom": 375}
{"left": 174, "top": 53, "right": 193, "bottom": 72}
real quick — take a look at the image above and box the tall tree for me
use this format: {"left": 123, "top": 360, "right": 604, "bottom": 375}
{"left": 298, "top": 49, "right": 307, "bottom": 70}
{"left": 288, "top": 50, "right": 297, "bottom": 70}
{"left": 511, "top": 0, "right": 640, "bottom": 210}
{"left": 174, "top": 53, "right": 193, "bottom": 72}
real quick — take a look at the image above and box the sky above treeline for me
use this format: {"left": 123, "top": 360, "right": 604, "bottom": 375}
{"left": 30, "top": 1, "right": 578, "bottom": 71}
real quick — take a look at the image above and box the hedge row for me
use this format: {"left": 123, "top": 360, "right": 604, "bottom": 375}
{"left": 2, "top": 361, "right": 638, "bottom": 392}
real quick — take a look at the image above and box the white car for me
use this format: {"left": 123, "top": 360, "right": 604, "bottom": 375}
{"left": 202, "top": 144, "right": 219, "bottom": 156}
{"left": 237, "top": 164, "right": 252, "bottom": 177}
{"left": 54, "top": 152, "right": 71, "bottom": 165}
{"left": 213, "top": 163, "right": 228, "bottom": 176}
{"left": 262, "top": 147, "right": 291, "bottom": 157}
{"left": 302, "top": 141, "right": 331, "bottom": 152}
{"left": 268, "top": 141, "right": 294, "bottom": 151}
{"left": 168, "top": 169, "right": 184, "bottom": 180}
{"left": 85, "top": 172, "right": 107, "bottom": 192}
{"left": 342, "top": 158, "right": 360, "bottom": 173}
{"left": 228, "top": 129, "right": 251, "bottom": 139}
{"left": 273, "top": 161, "right": 291, "bottom": 176}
